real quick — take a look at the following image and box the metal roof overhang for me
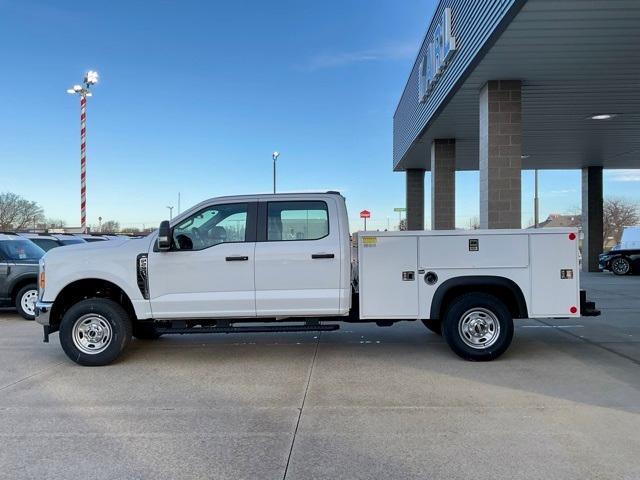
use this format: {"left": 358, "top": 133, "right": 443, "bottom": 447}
{"left": 395, "top": 0, "right": 640, "bottom": 172}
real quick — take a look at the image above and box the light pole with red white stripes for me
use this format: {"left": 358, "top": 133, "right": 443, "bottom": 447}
{"left": 67, "top": 71, "right": 99, "bottom": 233}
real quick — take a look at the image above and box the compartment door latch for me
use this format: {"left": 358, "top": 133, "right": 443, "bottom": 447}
{"left": 402, "top": 271, "right": 415, "bottom": 281}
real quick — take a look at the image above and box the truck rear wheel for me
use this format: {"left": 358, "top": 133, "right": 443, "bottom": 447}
{"left": 442, "top": 293, "right": 513, "bottom": 361}
{"left": 59, "top": 298, "right": 132, "bottom": 366}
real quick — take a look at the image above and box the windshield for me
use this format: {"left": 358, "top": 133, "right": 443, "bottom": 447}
{"left": 31, "top": 238, "right": 60, "bottom": 252}
{"left": 0, "top": 239, "right": 45, "bottom": 262}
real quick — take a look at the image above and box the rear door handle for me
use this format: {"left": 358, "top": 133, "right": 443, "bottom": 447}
{"left": 226, "top": 256, "right": 249, "bottom": 261}
{"left": 312, "top": 253, "right": 335, "bottom": 259}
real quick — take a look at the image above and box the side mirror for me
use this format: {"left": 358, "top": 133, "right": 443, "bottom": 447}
{"left": 157, "top": 220, "right": 172, "bottom": 251}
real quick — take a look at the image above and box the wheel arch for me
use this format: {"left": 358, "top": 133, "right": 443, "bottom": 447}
{"left": 49, "top": 278, "right": 137, "bottom": 330}
{"left": 430, "top": 276, "right": 528, "bottom": 320}
{"left": 9, "top": 274, "right": 38, "bottom": 302}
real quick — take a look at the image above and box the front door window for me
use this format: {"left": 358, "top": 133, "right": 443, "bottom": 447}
{"left": 172, "top": 203, "right": 248, "bottom": 250}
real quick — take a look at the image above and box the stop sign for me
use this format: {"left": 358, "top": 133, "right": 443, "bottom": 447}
{"left": 360, "top": 210, "right": 371, "bottom": 219}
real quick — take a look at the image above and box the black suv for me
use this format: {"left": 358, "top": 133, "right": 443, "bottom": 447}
{"left": 599, "top": 246, "right": 640, "bottom": 275}
{"left": 0, "top": 233, "right": 45, "bottom": 319}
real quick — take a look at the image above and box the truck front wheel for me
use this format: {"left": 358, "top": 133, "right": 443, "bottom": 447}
{"left": 59, "top": 298, "right": 132, "bottom": 366}
{"left": 442, "top": 293, "right": 513, "bottom": 361}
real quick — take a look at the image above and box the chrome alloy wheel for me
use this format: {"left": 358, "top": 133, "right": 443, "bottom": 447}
{"left": 458, "top": 308, "right": 501, "bottom": 349}
{"left": 20, "top": 289, "right": 38, "bottom": 316}
{"left": 611, "top": 257, "right": 630, "bottom": 275}
{"left": 72, "top": 314, "right": 113, "bottom": 355}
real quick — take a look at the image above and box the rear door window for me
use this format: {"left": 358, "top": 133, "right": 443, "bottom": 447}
{"left": 266, "top": 201, "right": 329, "bottom": 241}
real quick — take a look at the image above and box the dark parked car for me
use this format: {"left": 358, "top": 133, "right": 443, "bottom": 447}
{"left": 599, "top": 247, "right": 640, "bottom": 275}
{"left": 0, "top": 233, "right": 45, "bottom": 319}
{"left": 18, "top": 233, "right": 61, "bottom": 251}
{"left": 50, "top": 233, "right": 87, "bottom": 246}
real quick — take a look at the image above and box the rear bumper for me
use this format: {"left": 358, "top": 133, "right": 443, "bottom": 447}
{"left": 580, "top": 290, "right": 601, "bottom": 317}
{"left": 35, "top": 301, "right": 53, "bottom": 326}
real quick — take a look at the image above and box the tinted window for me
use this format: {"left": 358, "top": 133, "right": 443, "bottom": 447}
{"left": 0, "top": 240, "right": 45, "bottom": 262}
{"left": 267, "top": 201, "right": 329, "bottom": 241}
{"left": 84, "top": 237, "right": 106, "bottom": 242}
{"left": 172, "top": 203, "right": 248, "bottom": 250}
{"left": 31, "top": 238, "right": 61, "bottom": 251}
{"left": 59, "top": 238, "right": 85, "bottom": 245}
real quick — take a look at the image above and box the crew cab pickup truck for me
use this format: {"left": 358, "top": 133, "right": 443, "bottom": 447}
{"left": 35, "top": 192, "right": 599, "bottom": 366}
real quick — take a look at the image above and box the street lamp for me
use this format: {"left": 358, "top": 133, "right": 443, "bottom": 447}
{"left": 67, "top": 70, "right": 99, "bottom": 233}
{"left": 166, "top": 206, "right": 174, "bottom": 220}
{"left": 272, "top": 151, "right": 280, "bottom": 194}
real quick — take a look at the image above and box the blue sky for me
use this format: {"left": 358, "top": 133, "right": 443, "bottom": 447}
{"left": 1, "top": 0, "right": 639, "bottom": 231}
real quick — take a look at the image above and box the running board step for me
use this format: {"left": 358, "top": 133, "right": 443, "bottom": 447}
{"left": 156, "top": 324, "right": 340, "bottom": 335}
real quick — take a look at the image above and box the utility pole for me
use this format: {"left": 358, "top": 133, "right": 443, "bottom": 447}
{"left": 167, "top": 206, "right": 174, "bottom": 220}
{"left": 272, "top": 151, "right": 280, "bottom": 193}
{"left": 67, "top": 71, "right": 99, "bottom": 233}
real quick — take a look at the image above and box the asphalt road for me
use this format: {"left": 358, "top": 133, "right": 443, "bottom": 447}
{"left": 0, "top": 272, "right": 638, "bottom": 479}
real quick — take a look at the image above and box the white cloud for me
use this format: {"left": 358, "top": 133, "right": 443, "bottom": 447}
{"left": 304, "top": 42, "right": 415, "bottom": 71}
{"left": 607, "top": 169, "right": 640, "bottom": 182}
{"left": 543, "top": 188, "right": 577, "bottom": 197}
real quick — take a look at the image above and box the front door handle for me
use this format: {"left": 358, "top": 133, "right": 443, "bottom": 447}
{"left": 312, "top": 253, "right": 335, "bottom": 259}
{"left": 226, "top": 256, "right": 249, "bottom": 261}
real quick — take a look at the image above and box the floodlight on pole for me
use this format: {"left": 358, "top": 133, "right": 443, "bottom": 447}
{"left": 272, "top": 151, "right": 280, "bottom": 194}
{"left": 67, "top": 70, "right": 99, "bottom": 233}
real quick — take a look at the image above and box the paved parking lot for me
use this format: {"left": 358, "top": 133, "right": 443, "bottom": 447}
{"left": 0, "top": 272, "right": 638, "bottom": 480}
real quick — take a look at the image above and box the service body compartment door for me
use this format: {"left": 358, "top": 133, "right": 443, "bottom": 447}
{"left": 530, "top": 233, "right": 580, "bottom": 317}
{"left": 358, "top": 235, "right": 418, "bottom": 319}
{"left": 417, "top": 234, "right": 530, "bottom": 319}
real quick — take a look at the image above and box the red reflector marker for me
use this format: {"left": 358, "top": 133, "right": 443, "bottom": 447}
{"left": 570, "top": 306, "right": 578, "bottom": 314}
{"left": 569, "top": 233, "right": 576, "bottom": 240}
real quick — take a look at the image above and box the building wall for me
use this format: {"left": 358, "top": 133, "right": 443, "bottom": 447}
{"left": 393, "top": 0, "right": 523, "bottom": 169}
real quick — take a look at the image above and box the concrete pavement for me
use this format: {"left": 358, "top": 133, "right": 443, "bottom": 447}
{"left": 0, "top": 272, "right": 638, "bottom": 479}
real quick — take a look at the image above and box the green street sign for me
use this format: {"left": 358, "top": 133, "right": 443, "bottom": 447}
{"left": 393, "top": 208, "right": 406, "bottom": 212}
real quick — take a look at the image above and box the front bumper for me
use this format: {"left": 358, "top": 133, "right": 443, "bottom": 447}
{"left": 35, "top": 301, "right": 53, "bottom": 326}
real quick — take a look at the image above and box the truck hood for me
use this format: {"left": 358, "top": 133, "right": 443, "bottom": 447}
{"left": 44, "top": 236, "right": 151, "bottom": 259}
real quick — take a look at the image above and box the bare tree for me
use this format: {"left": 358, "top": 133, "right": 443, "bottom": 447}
{"left": 468, "top": 216, "right": 480, "bottom": 230}
{"left": 603, "top": 198, "right": 640, "bottom": 244}
{"left": 0, "top": 192, "right": 45, "bottom": 230}
{"left": 398, "top": 218, "right": 407, "bottom": 231}
{"left": 100, "top": 220, "right": 121, "bottom": 233}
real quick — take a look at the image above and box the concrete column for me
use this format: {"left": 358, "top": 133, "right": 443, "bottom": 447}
{"left": 479, "top": 80, "right": 522, "bottom": 229}
{"left": 406, "top": 169, "right": 425, "bottom": 230}
{"left": 581, "top": 166, "right": 603, "bottom": 272}
{"left": 431, "top": 139, "right": 456, "bottom": 230}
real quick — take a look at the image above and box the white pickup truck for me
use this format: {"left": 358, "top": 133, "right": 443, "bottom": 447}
{"left": 35, "top": 192, "right": 598, "bottom": 366}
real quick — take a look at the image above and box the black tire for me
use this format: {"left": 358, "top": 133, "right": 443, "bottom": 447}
{"left": 132, "top": 322, "right": 162, "bottom": 340}
{"left": 59, "top": 298, "right": 132, "bottom": 366}
{"left": 611, "top": 257, "right": 631, "bottom": 276}
{"left": 15, "top": 283, "right": 38, "bottom": 320}
{"left": 442, "top": 293, "right": 514, "bottom": 361}
{"left": 421, "top": 319, "right": 442, "bottom": 335}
